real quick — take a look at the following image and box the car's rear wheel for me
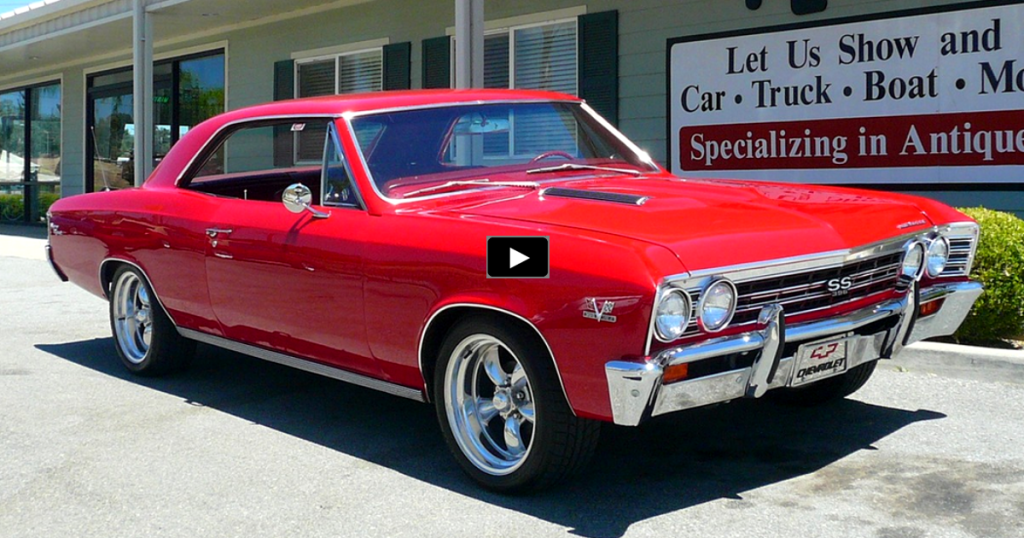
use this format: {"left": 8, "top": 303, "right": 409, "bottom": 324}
{"left": 771, "top": 360, "right": 878, "bottom": 406}
{"left": 434, "top": 318, "right": 599, "bottom": 493}
{"left": 109, "top": 265, "right": 194, "bottom": 376}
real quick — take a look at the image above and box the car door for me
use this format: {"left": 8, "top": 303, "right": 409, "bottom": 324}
{"left": 196, "top": 119, "right": 380, "bottom": 378}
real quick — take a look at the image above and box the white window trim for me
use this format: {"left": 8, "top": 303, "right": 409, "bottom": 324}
{"left": 449, "top": 17, "right": 579, "bottom": 93}
{"left": 445, "top": 6, "right": 585, "bottom": 35}
{"left": 299, "top": 44, "right": 389, "bottom": 96}
{"left": 291, "top": 38, "right": 390, "bottom": 62}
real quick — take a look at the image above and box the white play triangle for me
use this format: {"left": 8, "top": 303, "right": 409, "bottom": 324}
{"left": 509, "top": 248, "right": 529, "bottom": 269}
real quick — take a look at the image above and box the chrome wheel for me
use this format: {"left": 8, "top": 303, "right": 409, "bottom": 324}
{"left": 444, "top": 334, "right": 536, "bottom": 476}
{"left": 112, "top": 270, "right": 153, "bottom": 364}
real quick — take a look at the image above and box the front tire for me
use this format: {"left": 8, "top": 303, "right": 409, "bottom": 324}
{"left": 434, "top": 318, "right": 599, "bottom": 493}
{"left": 771, "top": 360, "right": 877, "bottom": 406}
{"left": 109, "top": 265, "right": 195, "bottom": 376}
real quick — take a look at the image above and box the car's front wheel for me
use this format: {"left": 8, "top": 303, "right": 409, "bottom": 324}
{"left": 434, "top": 318, "right": 599, "bottom": 492}
{"left": 109, "top": 265, "right": 195, "bottom": 376}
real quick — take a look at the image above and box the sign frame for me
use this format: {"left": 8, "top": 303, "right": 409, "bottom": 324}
{"left": 665, "top": 0, "right": 1024, "bottom": 191}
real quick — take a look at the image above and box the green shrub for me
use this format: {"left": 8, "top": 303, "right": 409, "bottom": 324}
{"left": 38, "top": 192, "right": 60, "bottom": 215}
{"left": 0, "top": 194, "right": 24, "bottom": 221}
{"left": 953, "top": 207, "right": 1024, "bottom": 343}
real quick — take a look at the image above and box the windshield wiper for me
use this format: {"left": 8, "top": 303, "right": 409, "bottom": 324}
{"left": 526, "top": 163, "right": 644, "bottom": 177}
{"left": 401, "top": 179, "right": 540, "bottom": 198}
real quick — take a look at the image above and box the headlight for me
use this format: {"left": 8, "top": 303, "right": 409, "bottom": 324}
{"left": 901, "top": 241, "right": 926, "bottom": 281}
{"left": 654, "top": 289, "right": 690, "bottom": 342}
{"left": 925, "top": 236, "right": 949, "bottom": 278}
{"left": 699, "top": 279, "right": 737, "bottom": 332}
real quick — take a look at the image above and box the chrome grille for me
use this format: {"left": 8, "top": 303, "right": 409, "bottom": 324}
{"left": 730, "top": 252, "right": 903, "bottom": 325}
{"left": 941, "top": 234, "right": 976, "bottom": 277}
{"left": 677, "top": 252, "right": 902, "bottom": 336}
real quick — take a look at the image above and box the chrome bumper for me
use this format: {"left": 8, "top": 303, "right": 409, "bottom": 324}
{"left": 605, "top": 281, "right": 982, "bottom": 426}
{"left": 45, "top": 244, "right": 68, "bottom": 282}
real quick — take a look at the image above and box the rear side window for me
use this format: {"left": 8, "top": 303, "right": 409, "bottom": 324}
{"left": 182, "top": 119, "right": 332, "bottom": 203}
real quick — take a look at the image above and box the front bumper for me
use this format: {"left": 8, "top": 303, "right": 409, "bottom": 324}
{"left": 45, "top": 244, "right": 68, "bottom": 282}
{"left": 605, "top": 281, "right": 982, "bottom": 426}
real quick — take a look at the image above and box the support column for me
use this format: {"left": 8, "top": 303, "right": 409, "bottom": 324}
{"left": 454, "top": 0, "right": 484, "bottom": 89}
{"left": 132, "top": 0, "right": 153, "bottom": 186}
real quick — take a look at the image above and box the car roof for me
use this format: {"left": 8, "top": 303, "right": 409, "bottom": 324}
{"left": 221, "top": 89, "right": 582, "bottom": 120}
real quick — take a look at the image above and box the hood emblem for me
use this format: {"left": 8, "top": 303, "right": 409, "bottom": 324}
{"left": 897, "top": 219, "right": 927, "bottom": 229}
{"left": 583, "top": 299, "right": 617, "bottom": 323}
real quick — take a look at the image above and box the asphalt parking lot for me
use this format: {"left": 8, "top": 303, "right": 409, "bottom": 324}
{"left": 2, "top": 230, "right": 1024, "bottom": 538}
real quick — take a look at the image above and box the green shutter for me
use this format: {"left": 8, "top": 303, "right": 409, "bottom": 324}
{"left": 383, "top": 42, "right": 412, "bottom": 90}
{"left": 273, "top": 59, "right": 295, "bottom": 100}
{"left": 578, "top": 10, "right": 618, "bottom": 125}
{"left": 273, "top": 59, "right": 295, "bottom": 167}
{"left": 422, "top": 36, "right": 451, "bottom": 89}
{"left": 791, "top": 0, "right": 827, "bottom": 15}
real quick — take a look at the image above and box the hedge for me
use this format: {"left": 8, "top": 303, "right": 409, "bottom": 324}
{"left": 953, "top": 207, "right": 1024, "bottom": 344}
{"left": 0, "top": 193, "right": 60, "bottom": 222}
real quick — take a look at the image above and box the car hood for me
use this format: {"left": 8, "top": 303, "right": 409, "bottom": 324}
{"left": 448, "top": 176, "right": 934, "bottom": 273}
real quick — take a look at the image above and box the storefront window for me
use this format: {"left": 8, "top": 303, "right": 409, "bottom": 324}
{"left": 1, "top": 83, "right": 60, "bottom": 223}
{"left": 31, "top": 83, "right": 61, "bottom": 219}
{"left": 88, "top": 50, "right": 224, "bottom": 192}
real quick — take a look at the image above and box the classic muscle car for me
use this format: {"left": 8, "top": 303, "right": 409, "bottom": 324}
{"left": 46, "top": 89, "right": 982, "bottom": 492}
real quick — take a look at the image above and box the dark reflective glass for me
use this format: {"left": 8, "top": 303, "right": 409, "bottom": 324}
{"left": 31, "top": 84, "right": 61, "bottom": 220}
{"left": 1, "top": 89, "right": 27, "bottom": 222}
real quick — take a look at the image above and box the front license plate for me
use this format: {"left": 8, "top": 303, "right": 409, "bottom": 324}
{"left": 791, "top": 337, "right": 849, "bottom": 387}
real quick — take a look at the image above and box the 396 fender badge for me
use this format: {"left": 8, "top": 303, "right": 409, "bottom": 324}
{"left": 583, "top": 298, "right": 617, "bottom": 323}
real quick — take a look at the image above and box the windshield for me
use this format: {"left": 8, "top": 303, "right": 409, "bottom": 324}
{"left": 348, "top": 102, "right": 658, "bottom": 199}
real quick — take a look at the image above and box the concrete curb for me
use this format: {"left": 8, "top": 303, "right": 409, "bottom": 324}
{"left": 888, "top": 341, "right": 1024, "bottom": 384}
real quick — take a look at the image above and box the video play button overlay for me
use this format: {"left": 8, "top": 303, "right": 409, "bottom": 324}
{"left": 509, "top": 248, "right": 530, "bottom": 269}
{"left": 487, "top": 236, "right": 549, "bottom": 278}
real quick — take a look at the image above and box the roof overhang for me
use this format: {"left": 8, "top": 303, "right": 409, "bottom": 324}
{"left": 0, "top": 0, "right": 373, "bottom": 88}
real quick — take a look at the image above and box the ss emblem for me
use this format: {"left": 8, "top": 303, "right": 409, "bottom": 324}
{"left": 827, "top": 276, "right": 853, "bottom": 296}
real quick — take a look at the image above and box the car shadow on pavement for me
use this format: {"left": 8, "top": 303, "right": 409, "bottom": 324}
{"left": 38, "top": 338, "right": 946, "bottom": 538}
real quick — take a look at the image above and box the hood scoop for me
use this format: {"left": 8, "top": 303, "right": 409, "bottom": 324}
{"left": 541, "top": 187, "right": 649, "bottom": 206}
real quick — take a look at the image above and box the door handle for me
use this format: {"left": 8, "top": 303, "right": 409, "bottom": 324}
{"left": 206, "top": 228, "right": 233, "bottom": 238}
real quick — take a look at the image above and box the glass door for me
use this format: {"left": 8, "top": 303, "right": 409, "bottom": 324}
{"left": 86, "top": 51, "right": 224, "bottom": 193}
{"left": 87, "top": 68, "right": 134, "bottom": 192}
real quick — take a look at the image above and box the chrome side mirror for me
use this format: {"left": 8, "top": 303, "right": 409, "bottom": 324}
{"left": 282, "top": 183, "right": 330, "bottom": 219}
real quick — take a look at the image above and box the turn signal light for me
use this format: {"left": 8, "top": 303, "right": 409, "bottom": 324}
{"left": 663, "top": 363, "right": 690, "bottom": 384}
{"left": 919, "top": 299, "right": 943, "bottom": 318}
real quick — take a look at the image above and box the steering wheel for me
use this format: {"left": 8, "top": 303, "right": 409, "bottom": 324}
{"left": 529, "top": 150, "right": 574, "bottom": 163}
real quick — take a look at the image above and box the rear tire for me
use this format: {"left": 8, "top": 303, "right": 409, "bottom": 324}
{"left": 771, "top": 360, "right": 877, "bottom": 406}
{"left": 433, "top": 318, "right": 599, "bottom": 493}
{"left": 109, "top": 265, "right": 195, "bottom": 376}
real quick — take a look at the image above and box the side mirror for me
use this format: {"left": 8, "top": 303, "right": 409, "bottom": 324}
{"left": 282, "top": 183, "right": 330, "bottom": 219}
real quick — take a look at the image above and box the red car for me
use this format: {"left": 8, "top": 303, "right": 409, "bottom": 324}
{"left": 47, "top": 89, "right": 982, "bottom": 492}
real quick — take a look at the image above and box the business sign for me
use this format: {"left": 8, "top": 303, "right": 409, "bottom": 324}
{"left": 668, "top": 2, "right": 1024, "bottom": 185}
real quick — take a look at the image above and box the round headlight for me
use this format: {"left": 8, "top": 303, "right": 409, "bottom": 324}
{"left": 926, "top": 236, "right": 949, "bottom": 278}
{"left": 901, "top": 241, "right": 926, "bottom": 281}
{"left": 654, "top": 289, "right": 690, "bottom": 342}
{"left": 699, "top": 279, "right": 737, "bottom": 333}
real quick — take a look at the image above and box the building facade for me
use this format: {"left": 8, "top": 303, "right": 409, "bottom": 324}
{"left": 1, "top": 0, "right": 1021, "bottom": 224}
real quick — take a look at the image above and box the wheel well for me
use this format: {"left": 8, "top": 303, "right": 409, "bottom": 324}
{"left": 99, "top": 259, "right": 124, "bottom": 299}
{"left": 419, "top": 306, "right": 557, "bottom": 403}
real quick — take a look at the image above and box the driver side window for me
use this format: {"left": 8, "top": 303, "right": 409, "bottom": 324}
{"left": 322, "top": 123, "right": 361, "bottom": 208}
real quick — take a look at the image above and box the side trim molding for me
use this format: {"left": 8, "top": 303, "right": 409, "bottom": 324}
{"left": 178, "top": 328, "right": 426, "bottom": 402}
